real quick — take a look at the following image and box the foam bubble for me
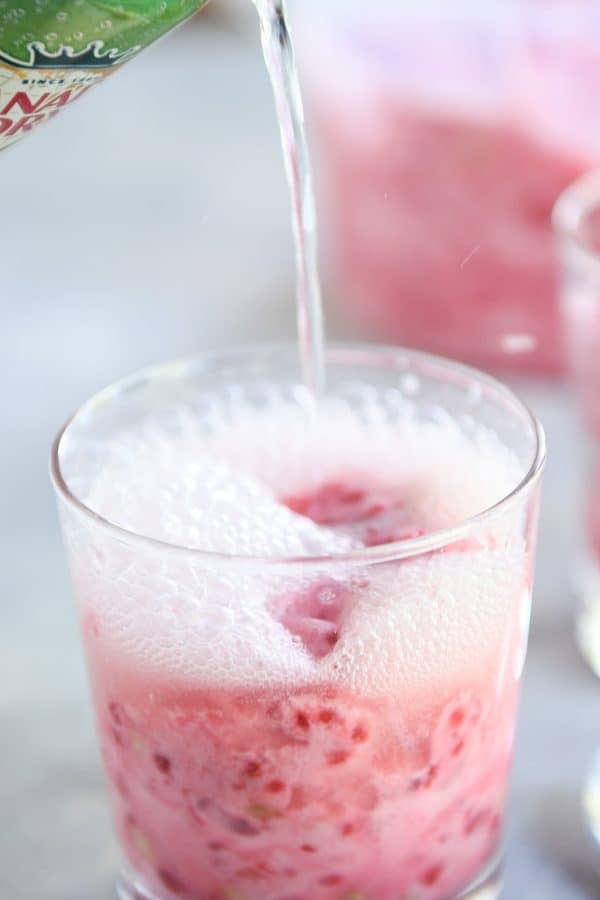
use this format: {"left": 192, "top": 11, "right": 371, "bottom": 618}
{"left": 64, "top": 386, "right": 529, "bottom": 693}
{"left": 79, "top": 555, "right": 318, "bottom": 689}
{"left": 323, "top": 539, "right": 527, "bottom": 699}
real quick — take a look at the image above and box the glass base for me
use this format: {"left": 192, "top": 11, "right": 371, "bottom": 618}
{"left": 116, "top": 872, "right": 163, "bottom": 900}
{"left": 457, "top": 853, "right": 503, "bottom": 900}
{"left": 575, "top": 555, "right": 600, "bottom": 677}
{"left": 116, "top": 855, "right": 503, "bottom": 900}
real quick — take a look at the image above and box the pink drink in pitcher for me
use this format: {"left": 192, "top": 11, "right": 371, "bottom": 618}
{"left": 297, "top": 0, "right": 600, "bottom": 375}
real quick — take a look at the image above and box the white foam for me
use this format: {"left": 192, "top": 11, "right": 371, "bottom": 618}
{"left": 63, "top": 390, "right": 529, "bottom": 693}
{"left": 86, "top": 442, "right": 354, "bottom": 559}
{"left": 323, "top": 539, "right": 527, "bottom": 699}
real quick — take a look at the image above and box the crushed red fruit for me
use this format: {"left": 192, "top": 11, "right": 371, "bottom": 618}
{"left": 421, "top": 863, "right": 444, "bottom": 886}
{"left": 283, "top": 480, "right": 425, "bottom": 547}
{"left": 153, "top": 753, "right": 171, "bottom": 774}
{"left": 275, "top": 579, "right": 349, "bottom": 661}
{"left": 285, "top": 482, "right": 386, "bottom": 525}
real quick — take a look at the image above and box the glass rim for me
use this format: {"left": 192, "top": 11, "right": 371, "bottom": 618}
{"left": 553, "top": 169, "right": 600, "bottom": 271}
{"left": 50, "top": 342, "right": 546, "bottom": 572}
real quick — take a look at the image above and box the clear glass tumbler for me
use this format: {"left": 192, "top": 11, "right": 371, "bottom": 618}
{"left": 554, "top": 172, "right": 600, "bottom": 676}
{"left": 554, "top": 172, "right": 600, "bottom": 844}
{"left": 51, "top": 345, "right": 545, "bottom": 900}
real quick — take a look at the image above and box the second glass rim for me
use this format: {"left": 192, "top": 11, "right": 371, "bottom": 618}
{"left": 553, "top": 169, "right": 600, "bottom": 270}
{"left": 50, "top": 342, "right": 546, "bottom": 572}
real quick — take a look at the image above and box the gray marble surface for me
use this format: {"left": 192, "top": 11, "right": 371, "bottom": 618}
{"left": 2, "top": 17, "right": 600, "bottom": 900}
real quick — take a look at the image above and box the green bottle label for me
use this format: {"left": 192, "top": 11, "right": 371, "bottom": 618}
{"left": 0, "top": 0, "right": 206, "bottom": 148}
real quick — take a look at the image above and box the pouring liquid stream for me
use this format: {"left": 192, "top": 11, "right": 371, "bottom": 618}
{"left": 254, "top": 0, "right": 326, "bottom": 396}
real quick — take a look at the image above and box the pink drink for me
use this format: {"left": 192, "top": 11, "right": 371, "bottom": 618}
{"left": 53, "top": 350, "right": 543, "bottom": 899}
{"left": 297, "top": 1, "right": 600, "bottom": 375}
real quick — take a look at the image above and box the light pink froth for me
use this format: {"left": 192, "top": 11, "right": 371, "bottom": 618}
{"left": 63, "top": 395, "right": 525, "bottom": 696}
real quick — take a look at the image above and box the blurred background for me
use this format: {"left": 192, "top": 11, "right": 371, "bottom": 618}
{"left": 2, "top": 1, "right": 600, "bottom": 897}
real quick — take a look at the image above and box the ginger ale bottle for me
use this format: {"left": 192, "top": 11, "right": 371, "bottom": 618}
{"left": 0, "top": 0, "right": 208, "bottom": 149}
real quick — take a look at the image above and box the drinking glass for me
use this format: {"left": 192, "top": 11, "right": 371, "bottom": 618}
{"left": 554, "top": 171, "right": 600, "bottom": 677}
{"left": 51, "top": 344, "right": 545, "bottom": 900}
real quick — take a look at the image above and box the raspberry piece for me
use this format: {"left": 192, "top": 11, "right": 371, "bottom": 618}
{"left": 328, "top": 749, "right": 351, "bottom": 766}
{"left": 464, "top": 808, "right": 492, "bottom": 836}
{"left": 223, "top": 814, "right": 260, "bottom": 836}
{"left": 319, "top": 874, "right": 344, "bottom": 887}
{"left": 296, "top": 711, "right": 310, "bottom": 731}
{"left": 421, "top": 864, "right": 444, "bottom": 886}
{"left": 351, "top": 724, "right": 368, "bottom": 743}
{"left": 409, "top": 764, "right": 438, "bottom": 791}
{"left": 276, "top": 579, "right": 349, "bottom": 660}
{"left": 109, "top": 701, "right": 125, "bottom": 726}
{"left": 450, "top": 708, "right": 466, "bottom": 728}
{"left": 285, "top": 482, "right": 384, "bottom": 525}
{"left": 111, "top": 726, "right": 125, "bottom": 748}
{"left": 430, "top": 692, "right": 483, "bottom": 780}
{"left": 265, "top": 779, "right": 285, "bottom": 794}
{"left": 153, "top": 753, "right": 171, "bottom": 774}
